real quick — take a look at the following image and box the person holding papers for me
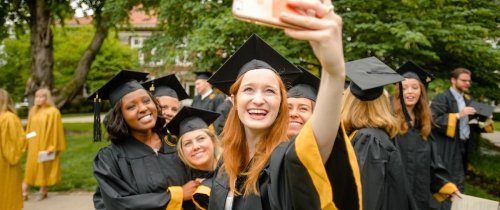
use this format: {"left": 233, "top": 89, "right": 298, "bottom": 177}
{"left": 22, "top": 88, "right": 66, "bottom": 201}
{"left": 0, "top": 89, "right": 26, "bottom": 210}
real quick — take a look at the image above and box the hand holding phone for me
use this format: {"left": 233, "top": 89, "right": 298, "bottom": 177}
{"left": 232, "top": 0, "right": 308, "bottom": 30}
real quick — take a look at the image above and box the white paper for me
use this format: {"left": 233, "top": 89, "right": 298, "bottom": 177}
{"left": 451, "top": 194, "right": 499, "bottom": 210}
{"left": 26, "top": 131, "right": 37, "bottom": 139}
{"left": 38, "top": 151, "right": 56, "bottom": 163}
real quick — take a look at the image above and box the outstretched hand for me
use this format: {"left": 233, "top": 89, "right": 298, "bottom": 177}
{"left": 280, "top": 0, "right": 344, "bottom": 75}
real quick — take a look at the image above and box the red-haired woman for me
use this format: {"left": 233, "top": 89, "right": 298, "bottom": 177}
{"left": 206, "top": 1, "right": 361, "bottom": 209}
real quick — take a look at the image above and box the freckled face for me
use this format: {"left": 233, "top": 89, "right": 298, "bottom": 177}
{"left": 235, "top": 69, "right": 281, "bottom": 132}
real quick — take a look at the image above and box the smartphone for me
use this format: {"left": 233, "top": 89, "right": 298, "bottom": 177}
{"left": 232, "top": 0, "right": 306, "bottom": 30}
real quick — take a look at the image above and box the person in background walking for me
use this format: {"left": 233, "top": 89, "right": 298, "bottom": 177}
{"left": 0, "top": 89, "right": 26, "bottom": 210}
{"left": 23, "top": 88, "right": 65, "bottom": 201}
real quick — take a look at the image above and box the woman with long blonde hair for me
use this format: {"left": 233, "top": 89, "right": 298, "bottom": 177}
{"left": 23, "top": 88, "right": 65, "bottom": 200}
{"left": 0, "top": 89, "right": 26, "bottom": 210}
{"left": 342, "top": 57, "right": 416, "bottom": 210}
{"left": 204, "top": 0, "right": 361, "bottom": 207}
{"left": 393, "top": 62, "right": 460, "bottom": 210}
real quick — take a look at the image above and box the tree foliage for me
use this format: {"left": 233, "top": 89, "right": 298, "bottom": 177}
{"left": 143, "top": 0, "right": 499, "bottom": 101}
{"left": 0, "top": 26, "right": 138, "bottom": 104}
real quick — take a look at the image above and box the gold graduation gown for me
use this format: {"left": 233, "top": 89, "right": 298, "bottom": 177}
{"left": 0, "top": 111, "right": 26, "bottom": 210}
{"left": 24, "top": 105, "right": 66, "bottom": 186}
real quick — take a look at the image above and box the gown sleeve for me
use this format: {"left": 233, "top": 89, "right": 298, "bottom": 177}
{"left": 430, "top": 93, "right": 458, "bottom": 138}
{"left": 193, "top": 178, "right": 212, "bottom": 210}
{"left": 0, "top": 112, "right": 26, "bottom": 165}
{"left": 93, "top": 147, "right": 184, "bottom": 210}
{"left": 285, "top": 121, "right": 362, "bottom": 210}
{"left": 429, "top": 136, "right": 458, "bottom": 202}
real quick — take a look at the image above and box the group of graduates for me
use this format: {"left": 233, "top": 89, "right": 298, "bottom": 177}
{"left": 1, "top": 1, "right": 495, "bottom": 210}
{"left": 89, "top": 33, "right": 494, "bottom": 210}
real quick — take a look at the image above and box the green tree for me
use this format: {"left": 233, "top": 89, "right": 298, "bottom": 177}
{"left": 0, "top": 26, "right": 138, "bottom": 107}
{"left": 0, "top": 0, "right": 145, "bottom": 108}
{"left": 143, "top": 0, "right": 499, "bottom": 101}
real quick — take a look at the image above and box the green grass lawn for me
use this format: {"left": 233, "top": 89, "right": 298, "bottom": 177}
{"left": 494, "top": 121, "right": 500, "bottom": 131}
{"left": 22, "top": 122, "right": 109, "bottom": 192}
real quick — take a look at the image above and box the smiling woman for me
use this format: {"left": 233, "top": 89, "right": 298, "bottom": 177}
{"left": 89, "top": 70, "right": 198, "bottom": 210}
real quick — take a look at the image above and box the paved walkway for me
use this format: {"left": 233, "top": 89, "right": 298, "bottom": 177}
{"left": 23, "top": 192, "right": 94, "bottom": 210}
{"left": 483, "top": 131, "right": 500, "bottom": 148}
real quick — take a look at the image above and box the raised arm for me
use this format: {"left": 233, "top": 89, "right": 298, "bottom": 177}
{"left": 281, "top": 0, "right": 345, "bottom": 163}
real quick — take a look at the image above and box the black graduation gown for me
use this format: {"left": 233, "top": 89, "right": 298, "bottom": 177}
{"left": 396, "top": 128, "right": 455, "bottom": 210}
{"left": 92, "top": 134, "right": 191, "bottom": 210}
{"left": 191, "top": 91, "right": 225, "bottom": 112}
{"left": 430, "top": 89, "right": 472, "bottom": 191}
{"left": 183, "top": 169, "right": 214, "bottom": 210}
{"left": 213, "top": 100, "right": 232, "bottom": 135}
{"left": 208, "top": 122, "right": 362, "bottom": 210}
{"left": 351, "top": 128, "right": 416, "bottom": 210}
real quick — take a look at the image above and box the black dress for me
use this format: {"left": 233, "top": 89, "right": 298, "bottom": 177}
{"left": 208, "top": 123, "right": 361, "bottom": 210}
{"left": 351, "top": 128, "right": 417, "bottom": 210}
{"left": 93, "top": 134, "right": 191, "bottom": 210}
{"left": 396, "top": 127, "right": 455, "bottom": 210}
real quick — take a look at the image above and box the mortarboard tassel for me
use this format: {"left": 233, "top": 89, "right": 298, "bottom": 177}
{"left": 93, "top": 95, "right": 102, "bottom": 142}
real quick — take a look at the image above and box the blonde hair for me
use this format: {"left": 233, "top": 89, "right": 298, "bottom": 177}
{"left": 30, "top": 88, "right": 55, "bottom": 114}
{"left": 341, "top": 88, "right": 399, "bottom": 138}
{"left": 177, "top": 128, "right": 220, "bottom": 171}
{"left": 0, "top": 89, "right": 16, "bottom": 114}
{"left": 222, "top": 72, "right": 289, "bottom": 195}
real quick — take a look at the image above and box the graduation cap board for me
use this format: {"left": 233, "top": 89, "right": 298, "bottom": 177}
{"left": 287, "top": 66, "right": 321, "bottom": 102}
{"left": 346, "top": 57, "right": 404, "bottom": 101}
{"left": 469, "top": 101, "right": 494, "bottom": 122}
{"left": 208, "top": 33, "right": 302, "bottom": 95}
{"left": 195, "top": 71, "right": 213, "bottom": 80}
{"left": 167, "top": 106, "right": 220, "bottom": 137}
{"left": 141, "top": 74, "right": 189, "bottom": 100}
{"left": 396, "top": 61, "right": 435, "bottom": 88}
{"left": 88, "top": 70, "right": 149, "bottom": 141}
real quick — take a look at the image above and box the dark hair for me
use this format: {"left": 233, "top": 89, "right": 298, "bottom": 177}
{"left": 450, "top": 68, "right": 471, "bottom": 79}
{"left": 105, "top": 91, "right": 165, "bottom": 144}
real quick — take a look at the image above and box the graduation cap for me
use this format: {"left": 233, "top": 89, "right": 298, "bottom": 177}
{"left": 346, "top": 57, "right": 404, "bottom": 101}
{"left": 469, "top": 101, "right": 494, "bottom": 122}
{"left": 88, "top": 70, "right": 149, "bottom": 141}
{"left": 166, "top": 106, "right": 220, "bottom": 137}
{"left": 195, "top": 71, "right": 213, "bottom": 80}
{"left": 396, "top": 61, "right": 435, "bottom": 88}
{"left": 208, "top": 33, "right": 302, "bottom": 95}
{"left": 287, "top": 66, "right": 320, "bottom": 102}
{"left": 141, "top": 74, "right": 189, "bottom": 100}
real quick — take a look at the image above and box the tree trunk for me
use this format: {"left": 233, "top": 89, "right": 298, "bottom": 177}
{"left": 55, "top": 17, "right": 110, "bottom": 108}
{"left": 25, "top": 0, "right": 54, "bottom": 106}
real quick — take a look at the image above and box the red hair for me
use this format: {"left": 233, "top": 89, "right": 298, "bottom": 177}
{"left": 221, "top": 72, "right": 289, "bottom": 195}
{"left": 393, "top": 82, "right": 432, "bottom": 139}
